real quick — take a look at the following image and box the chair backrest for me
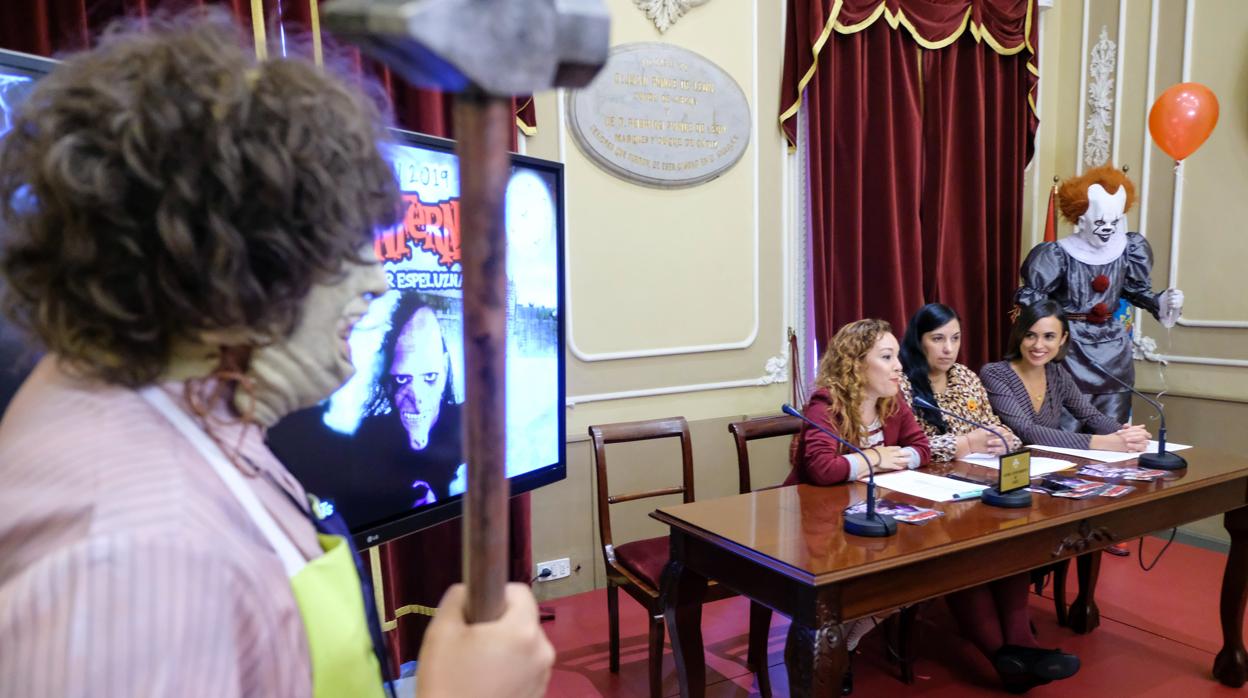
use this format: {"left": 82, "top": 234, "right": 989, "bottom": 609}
{"left": 588, "top": 416, "right": 694, "bottom": 555}
{"left": 726, "top": 414, "right": 802, "bottom": 494}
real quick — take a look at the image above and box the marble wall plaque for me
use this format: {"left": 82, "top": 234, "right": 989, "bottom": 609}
{"left": 567, "top": 42, "right": 750, "bottom": 188}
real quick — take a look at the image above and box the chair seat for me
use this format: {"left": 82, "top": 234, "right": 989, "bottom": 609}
{"left": 614, "top": 536, "right": 670, "bottom": 590}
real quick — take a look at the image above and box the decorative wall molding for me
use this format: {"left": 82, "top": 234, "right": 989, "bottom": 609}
{"left": 1075, "top": 0, "right": 1090, "bottom": 172}
{"left": 1152, "top": 354, "right": 1248, "bottom": 369}
{"left": 1027, "top": 8, "right": 1047, "bottom": 247}
{"left": 794, "top": 99, "right": 813, "bottom": 390}
{"left": 761, "top": 349, "right": 789, "bottom": 385}
{"left": 560, "top": 6, "right": 761, "bottom": 362}
{"left": 1132, "top": 0, "right": 1248, "bottom": 376}
{"left": 1083, "top": 26, "right": 1115, "bottom": 168}
{"left": 566, "top": 43, "right": 751, "bottom": 188}
{"left": 1133, "top": 0, "right": 1160, "bottom": 337}
{"left": 1111, "top": 0, "right": 1127, "bottom": 165}
{"left": 564, "top": 0, "right": 791, "bottom": 405}
{"left": 1163, "top": 0, "right": 1248, "bottom": 331}
{"left": 634, "top": 0, "right": 710, "bottom": 34}
{"left": 1133, "top": 335, "right": 1166, "bottom": 363}
{"left": 566, "top": 368, "right": 780, "bottom": 406}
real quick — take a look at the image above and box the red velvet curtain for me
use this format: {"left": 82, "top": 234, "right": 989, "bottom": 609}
{"left": 781, "top": 0, "right": 1038, "bottom": 369}
{"left": 0, "top": 0, "right": 534, "bottom": 669}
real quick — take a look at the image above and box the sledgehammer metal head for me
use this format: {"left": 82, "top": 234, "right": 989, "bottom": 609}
{"left": 321, "top": 0, "right": 611, "bottom": 95}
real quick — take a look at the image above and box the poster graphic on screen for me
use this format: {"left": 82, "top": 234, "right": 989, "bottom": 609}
{"left": 267, "top": 142, "right": 561, "bottom": 532}
{"left": 0, "top": 68, "right": 40, "bottom": 412}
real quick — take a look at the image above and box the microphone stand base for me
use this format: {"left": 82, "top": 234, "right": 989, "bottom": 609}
{"left": 1138, "top": 451, "right": 1188, "bottom": 471}
{"left": 982, "top": 487, "right": 1032, "bottom": 508}
{"left": 844, "top": 512, "right": 898, "bottom": 537}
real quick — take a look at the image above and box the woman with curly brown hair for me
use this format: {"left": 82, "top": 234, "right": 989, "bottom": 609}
{"left": 784, "top": 319, "right": 928, "bottom": 694}
{"left": 0, "top": 12, "right": 551, "bottom": 698}
{"left": 787, "top": 319, "right": 930, "bottom": 487}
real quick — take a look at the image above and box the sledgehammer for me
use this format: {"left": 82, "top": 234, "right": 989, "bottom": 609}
{"left": 321, "top": 0, "right": 609, "bottom": 623}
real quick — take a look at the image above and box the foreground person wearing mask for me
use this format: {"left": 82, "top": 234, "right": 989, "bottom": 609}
{"left": 0, "top": 13, "right": 552, "bottom": 697}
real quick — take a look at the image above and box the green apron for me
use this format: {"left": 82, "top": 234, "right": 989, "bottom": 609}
{"left": 142, "top": 387, "right": 386, "bottom": 698}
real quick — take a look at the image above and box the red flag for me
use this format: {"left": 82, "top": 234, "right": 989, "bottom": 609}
{"left": 1043, "top": 182, "right": 1058, "bottom": 243}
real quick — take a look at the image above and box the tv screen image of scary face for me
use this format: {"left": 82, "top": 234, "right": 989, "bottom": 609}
{"left": 266, "top": 133, "right": 566, "bottom": 545}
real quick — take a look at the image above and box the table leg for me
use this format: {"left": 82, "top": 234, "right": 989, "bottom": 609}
{"left": 661, "top": 558, "right": 708, "bottom": 698}
{"left": 1214, "top": 506, "right": 1248, "bottom": 687}
{"left": 1067, "top": 551, "right": 1101, "bottom": 634}
{"left": 747, "top": 601, "right": 774, "bottom": 697}
{"left": 1052, "top": 559, "right": 1070, "bottom": 627}
{"left": 784, "top": 594, "right": 846, "bottom": 698}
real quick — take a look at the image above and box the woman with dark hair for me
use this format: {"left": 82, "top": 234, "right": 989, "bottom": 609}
{"left": 900, "top": 304, "right": 1078, "bottom": 693}
{"left": 981, "top": 301, "right": 1149, "bottom": 452}
{"left": 0, "top": 13, "right": 552, "bottom": 697}
{"left": 899, "top": 303, "right": 1021, "bottom": 461}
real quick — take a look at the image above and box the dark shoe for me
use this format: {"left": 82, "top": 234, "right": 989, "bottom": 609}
{"left": 993, "top": 648, "right": 1048, "bottom": 694}
{"left": 993, "top": 645, "right": 1080, "bottom": 693}
{"left": 841, "top": 654, "right": 853, "bottom": 695}
{"left": 1106, "top": 542, "right": 1131, "bottom": 557}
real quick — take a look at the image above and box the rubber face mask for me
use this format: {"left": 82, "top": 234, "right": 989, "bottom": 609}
{"left": 386, "top": 306, "right": 449, "bottom": 451}
{"left": 243, "top": 253, "right": 388, "bottom": 427}
{"left": 1071, "top": 183, "right": 1128, "bottom": 257}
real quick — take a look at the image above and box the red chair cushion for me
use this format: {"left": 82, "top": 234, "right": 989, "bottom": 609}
{"left": 613, "top": 536, "right": 670, "bottom": 590}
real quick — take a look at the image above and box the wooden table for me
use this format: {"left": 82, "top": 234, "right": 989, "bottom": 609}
{"left": 653, "top": 447, "right": 1248, "bottom": 697}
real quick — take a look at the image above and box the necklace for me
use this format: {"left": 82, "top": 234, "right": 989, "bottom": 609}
{"left": 1012, "top": 363, "right": 1046, "bottom": 413}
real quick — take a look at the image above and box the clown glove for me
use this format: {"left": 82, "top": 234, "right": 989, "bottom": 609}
{"left": 1159, "top": 288, "right": 1184, "bottom": 328}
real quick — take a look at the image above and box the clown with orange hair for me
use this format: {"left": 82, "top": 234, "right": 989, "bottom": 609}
{"left": 1015, "top": 164, "right": 1183, "bottom": 427}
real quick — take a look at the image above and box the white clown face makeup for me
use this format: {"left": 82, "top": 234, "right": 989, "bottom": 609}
{"left": 1075, "top": 184, "right": 1127, "bottom": 251}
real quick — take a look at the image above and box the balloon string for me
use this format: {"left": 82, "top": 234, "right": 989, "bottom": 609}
{"left": 1155, "top": 325, "right": 1171, "bottom": 411}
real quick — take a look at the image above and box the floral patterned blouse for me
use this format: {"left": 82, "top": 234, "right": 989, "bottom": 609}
{"left": 900, "top": 363, "right": 1022, "bottom": 462}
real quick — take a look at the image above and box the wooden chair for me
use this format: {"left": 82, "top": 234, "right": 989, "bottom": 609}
{"left": 727, "top": 414, "right": 801, "bottom": 496}
{"left": 591, "top": 417, "right": 769, "bottom": 698}
{"left": 726, "top": 414, "right": 801, "bottom": 696}
{"left": 1033, "top": 558, "right": 1072, "bottom": 626}
{"left": 726, "top": 413, "right": 920, "bottom": 686}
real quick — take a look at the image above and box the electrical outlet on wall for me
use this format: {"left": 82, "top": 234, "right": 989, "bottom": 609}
{"left": 535, "top": 557, "right": 571, "bottom": 582}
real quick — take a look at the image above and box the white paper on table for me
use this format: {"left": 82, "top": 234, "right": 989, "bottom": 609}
{"left": 960, "top": 453, "right": 1077, "bottom": 476}
{"left": 873, "top": 470, "right": 986, "bottom": 502}
{"left": 1025, "top": 441, "right": 1191, "bottom": 464}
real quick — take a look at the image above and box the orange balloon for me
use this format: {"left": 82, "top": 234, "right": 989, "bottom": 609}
{"left": 1148, "top": 82, "right": 1220, "bottom": 161}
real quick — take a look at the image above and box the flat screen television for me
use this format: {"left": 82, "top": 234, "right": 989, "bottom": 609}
{"left": 0, "top": 47, "right": 567, "bottom": 549}
{"left": 0, "top": 48, "right": 57, "bottom": 411}
{"left": 266, "top": 130, "right": 567, "bottom": 549}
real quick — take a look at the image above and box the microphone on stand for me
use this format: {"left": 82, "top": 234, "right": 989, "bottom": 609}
{"left": 782, "top": 403, "right": 897, "bottom": 537}
{"left": 911, "top": 396, "right": 1032, "bottom": 508}
{"left": 1087, "top": 359, "right": 1186, "bottom": 470}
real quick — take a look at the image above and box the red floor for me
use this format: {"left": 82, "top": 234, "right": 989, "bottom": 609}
{"left": 540, "top": 539, "right": 1244, "bottom": 696}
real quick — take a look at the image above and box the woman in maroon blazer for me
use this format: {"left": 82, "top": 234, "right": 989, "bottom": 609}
{"left": 787, "top": 319, "right": 930, "bottom": 486}
{"left": 785, "top": 320, "right": 926, "bottom": 694}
